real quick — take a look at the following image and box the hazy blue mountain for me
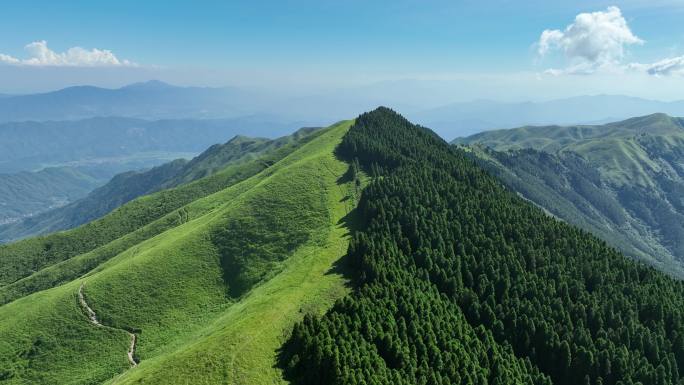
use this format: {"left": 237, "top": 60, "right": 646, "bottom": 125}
{"left": 0, "top": 80, "right": 272, "bottom": 122}
{"left": 457, "top": 113, "right": 684, "bottom": 277}
{"left": 0, "top": 127, "right": 319, "bottom": 243}
{"left": 0, "top": 116, "right": 302, "bottom": 173}
{"left": 413, "top": 95, "right": 684, "bottom": 140}
{"left": 7, "top": 80, "right": 684, "bottom": 142}
{"left": 0, "top": 81, "right": 387, "bottom": 128}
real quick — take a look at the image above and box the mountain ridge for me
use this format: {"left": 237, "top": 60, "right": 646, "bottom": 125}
{"left": 0, "top": 127, "right": 321, "bottom": 243}
{"left": 0, "top": 119, "right": 356, "bottom": 384}
{"left": 413, "top": 96, "right": 684, "bottom": 139}
{"left": 457, "top": 113, "right": 684, "bottom": 276}
{"left": 4, "top": 109, "right": 684, "bottom": 385}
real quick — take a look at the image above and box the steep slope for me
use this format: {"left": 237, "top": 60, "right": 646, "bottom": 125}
{"left": 0, "top": 121, "right": 358, "bottom": 384}
{"left": 0, "top": 167, "right": 104, "bottom": 225}
{"left": 0, "top": 128, "right": 317, "bottom": 243}
{"left": 282, "top": 108, "right": 684, "bottom": 385}
{"left": 7, "top": 108, "right": 684, "bottom": 385}
{"left": 0, "top": 129, "right": 322, "bottom": 302}
{"left": 467, "top": 147, "right": 680, "bottom": 274}
{"left": 159, "top": 127, "right": 318, "bottom": 188}
{"left": 0, "top": 160, "right": 188, "bottom": 243}
{"left": 456, "top": 113, "right": 684, "bottom": 275}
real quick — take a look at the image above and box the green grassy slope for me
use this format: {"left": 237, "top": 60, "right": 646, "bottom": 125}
{"left": 0, "top": 127, "right": 318, "bottom": 243}
{"left": 0, "top": 121, "right": 356, "bottom": 385}
{"left": 456, "top": 113, "right": 684, "bottom": 276}
{"left": 456, "top": 113, "right": 684, "bottom": 188}
{"left": 160, "top": 127, "right": 318, "bottom": 188}
{"left": 0, "top": 130, "right": 320, "bottom": 296}
{"left": 108, "top": 124, "right": 357, "bottom": 384}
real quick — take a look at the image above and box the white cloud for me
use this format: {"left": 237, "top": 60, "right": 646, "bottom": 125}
{"left": 537, "top": 6, "right": 643, "bottom": 74}
{"left": 630, "top": 55, "right": 684, "bottom": 76}
{"left": 0, "top": 40, "right": 136, "bottom": 67}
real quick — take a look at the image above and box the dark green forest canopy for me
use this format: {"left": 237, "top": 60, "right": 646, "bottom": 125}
{"left": 280, "top": 107, "right": 684, "bottom": 385}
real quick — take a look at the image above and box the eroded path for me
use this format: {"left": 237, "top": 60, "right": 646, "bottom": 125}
{"left": 78, "top": 283, "right": 138, "bottom": 367}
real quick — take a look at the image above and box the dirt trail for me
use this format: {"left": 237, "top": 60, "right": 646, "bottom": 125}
{"left": 78, "top": 283, "right": 138, "bottom": 367}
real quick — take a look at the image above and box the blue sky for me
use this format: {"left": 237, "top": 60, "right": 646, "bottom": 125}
{"left": 2, "top": 1, "right": 684, "bottom": 100}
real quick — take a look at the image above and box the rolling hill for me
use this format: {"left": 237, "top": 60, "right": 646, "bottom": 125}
{"left": 0, "top": 128, "right": 318, "bottom": 243}
{"left": 456, "top": 113, "right": 684, "bottom": 276}
{"left": 0, "top": 120, "right": 358, "bottom": 384}
{"left": 0, "top": 167, "right": 105, "bottom": 225}
{"left": 4, "top": 108, "right": 684, "bottom": 385}
{"left": 412, "top": 95, "right": 684, "bottom": 140}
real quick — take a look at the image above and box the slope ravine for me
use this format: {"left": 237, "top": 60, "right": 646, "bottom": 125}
{"left": 78, "top": 283, "right": 138, "bottom": 367}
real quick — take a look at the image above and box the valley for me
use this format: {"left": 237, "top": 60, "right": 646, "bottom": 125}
{"left": 0, "top": 108, "right": 683, "bottom": 385}
{"left": 5, "top": 3, "right": 684, "bottom": 384}
{"left": 0, "top": 128, "right": 317, "bottom": 243}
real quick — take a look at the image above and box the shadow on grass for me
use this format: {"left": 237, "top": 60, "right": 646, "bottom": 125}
{"left": 275, "top": 159, "right": 366, "bottom": 383}
{"left": 328, "top": 204, "right": 362, "bottom": 285}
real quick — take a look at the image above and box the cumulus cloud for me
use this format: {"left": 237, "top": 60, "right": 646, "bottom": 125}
{"left": 537, "top": 6, "right": 643, "bottom": 74}
{"left": 0, "top": 40, "right": 136, "bottom": 67}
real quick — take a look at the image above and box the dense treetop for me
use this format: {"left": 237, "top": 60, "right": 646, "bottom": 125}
{"left": 281, "top": 107, "right": 684, "bottom": 385}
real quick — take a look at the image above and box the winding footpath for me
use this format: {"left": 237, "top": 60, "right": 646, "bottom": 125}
{"left": 78, "top": 283, "right": 138, "bottom": 367}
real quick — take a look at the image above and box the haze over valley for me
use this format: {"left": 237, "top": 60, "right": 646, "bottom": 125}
{"left": 3, "top": 2, "right": 684, "bottom": 385}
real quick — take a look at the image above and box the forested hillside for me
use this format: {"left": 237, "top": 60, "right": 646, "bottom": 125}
{"left": 0, "top": 167, "right": 104, "bottom": 225}
{"left": 468, "top": 147, "right": 681, "bottom": 275}
{"left": 456, "top": 113, "right": 684, "bottom": 277}
{"left": 281, "top": 108, "right": 684, "bottom": 385}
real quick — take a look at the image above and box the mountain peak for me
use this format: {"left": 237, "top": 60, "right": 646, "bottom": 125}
{"left": 226, "top": 134, "right": 260, "bottom": 144}
{"left": 638, "top": 112, "right": 671, "bottom": 120}
{"left": 611, "top": 112, "right": 679, "bottom": 131}
{"left": 121, "top": 80, "right": 175, "bottom": 90}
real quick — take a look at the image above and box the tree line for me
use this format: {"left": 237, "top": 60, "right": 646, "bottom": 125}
{"left": 280, "top": 107, "right": 684, "bottom": 385}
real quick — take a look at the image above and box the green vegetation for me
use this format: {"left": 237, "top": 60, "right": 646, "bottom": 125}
{"left": 282, "top": 108, "right": 684, "bottom": 385}
{"left": 455, "top": 113, "right": 684, "bottom": 188}
{"left": 5, "top": 108, "right": 684, "bottom": 385}
{"left": 0, "top": 128, "right": 322, "bottom": 302}
{"left": 0, "top": 167, "right": 104, "bottom": 225}
{"left": 456, "top": 113, "right": 684, "bottom": 276}
{"left": 0, "top": 120, "right": 357, "bottom": 384}
{"left": 0, "top": 127, "right": 318, "bottom": 243}
{"left": 468, "top": 147, "right": 678, "bottom": 273}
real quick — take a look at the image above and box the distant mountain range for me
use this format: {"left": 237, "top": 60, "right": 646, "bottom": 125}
{"left": 411, "top": 95, "right": 684, "bottom": 140}
{"left": 0, "top": 80, "right": 269, "bottom": 122}
{"left": 5, "top": 81, "right": 684, "bottom": 142}
{"left": 456, "top": 113, "right": 684, "bottom": 276}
